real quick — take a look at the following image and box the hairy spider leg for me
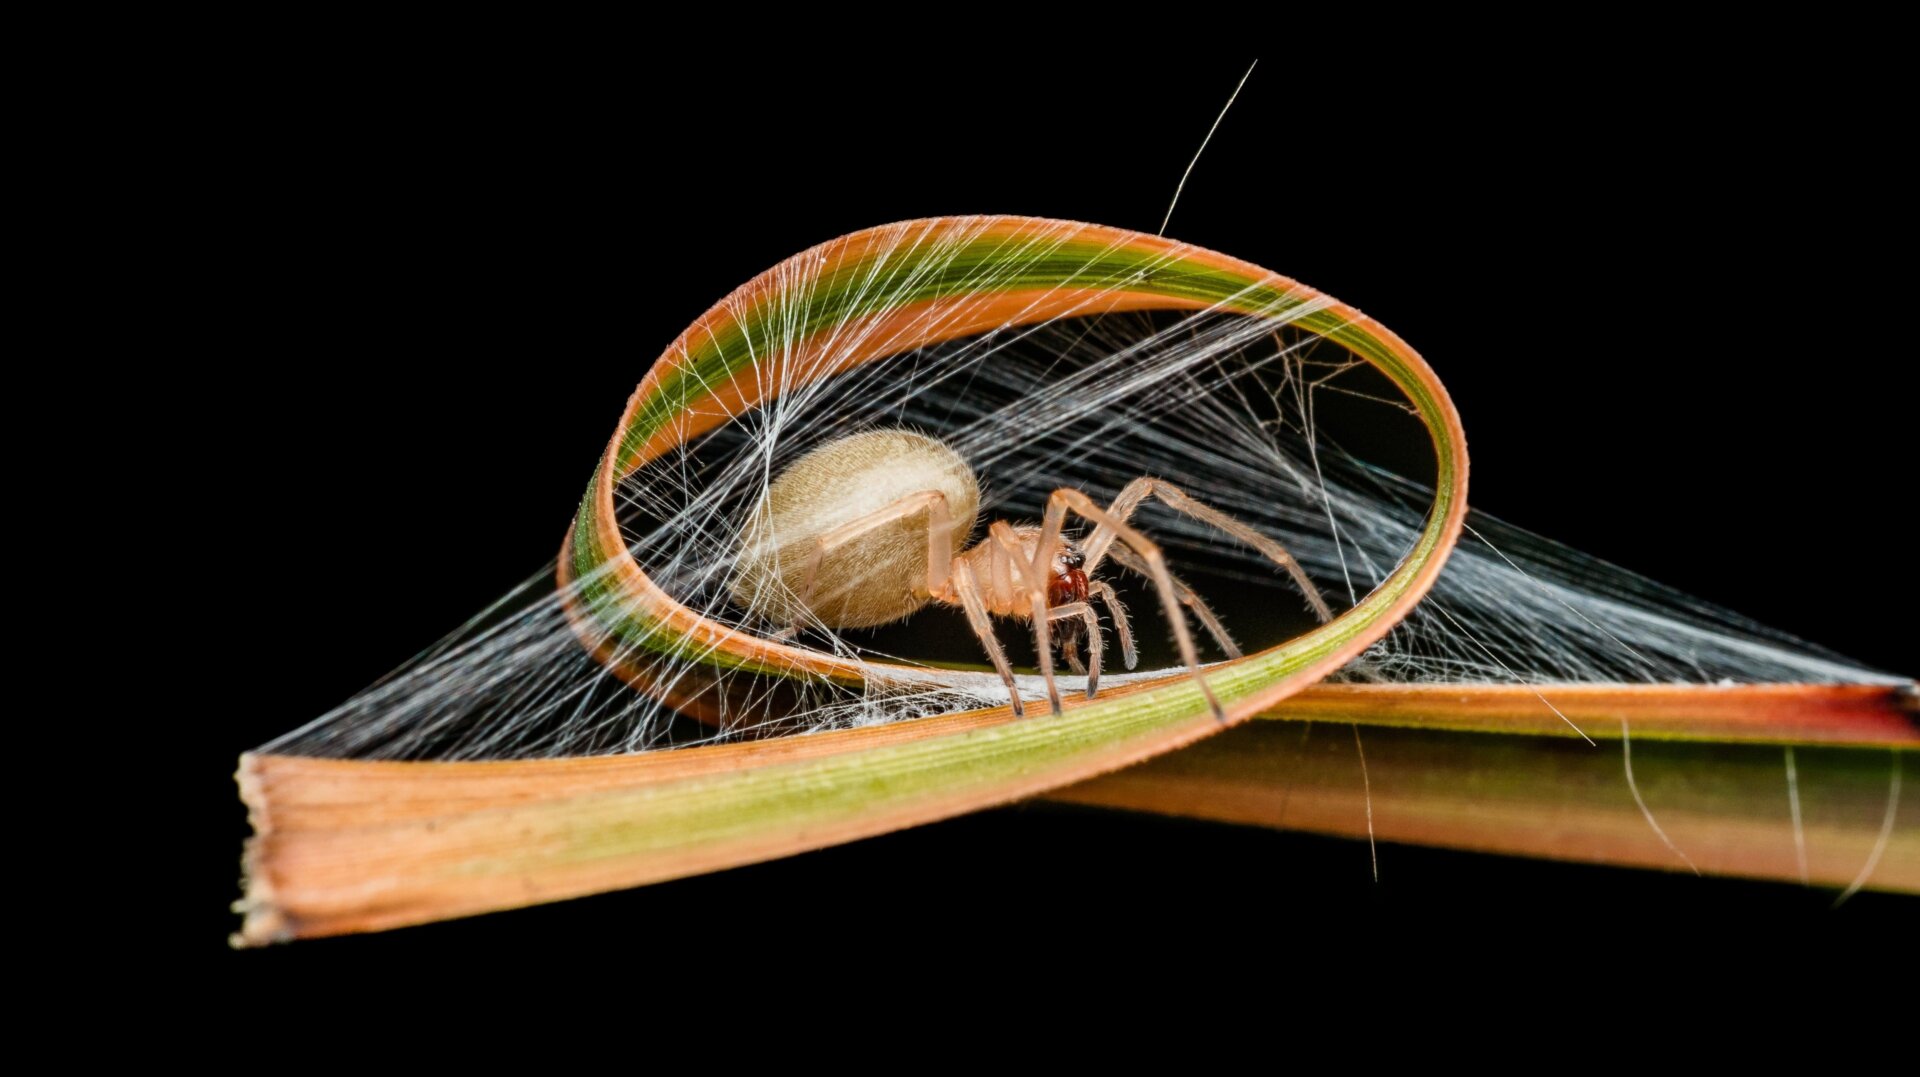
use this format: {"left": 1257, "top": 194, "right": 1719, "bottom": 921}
{"left": 1105, "top": 544, "right": 1243, "bottom": 660}
{"left": 989, "top": 521, "right": 1062, "bottom": 715}
{"left": 1049, "top": 601, "right": 1103, "bottom": 696}
{"left": 1077, "top": 478, "right": 1332, "bottom": 624}
{"left": 1036, "top": 487, "right": 1227, "bottom": 723}
{"left": 950, "top": 559, "right": 1024, "bottom": 718}
{"left": 1087, "top": 580, "right": 1136, "bottom": 670}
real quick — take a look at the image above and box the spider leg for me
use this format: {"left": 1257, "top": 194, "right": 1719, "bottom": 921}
{"left": 950, "top": 559, "right": 1024, "bottom": 718}
{"left": 788, "top": 489, "right": 955, "bottom": 629}
{"left": 1041, "top": 488, "right": 1226, "bottom": 722}
{"left": 989, "top": 521, "right": 1062, "bottom": 716}
{"left": 1105, "top": 544, "right": 1242, "bottom": 660}
{"left": 1077, "top": 478, "right": 1331, "bottom": 624}
{"left": 1046, "top": 600, "right": 1102, "bottom": 697}
{"left": 1087, "top": 580, "right": 1137, "bottom": 670}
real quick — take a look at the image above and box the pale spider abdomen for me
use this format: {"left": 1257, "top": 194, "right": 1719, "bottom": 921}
{"left": 728, "top": 429, "right": 981, "bottom": 629}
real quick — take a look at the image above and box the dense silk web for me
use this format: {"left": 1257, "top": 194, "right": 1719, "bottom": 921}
{"left": 259, "top": 220, "right": 1895, "bottom": 766}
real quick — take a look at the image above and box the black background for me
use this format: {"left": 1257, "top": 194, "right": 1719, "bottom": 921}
{"left": 180, "top": 50, "right": 1912, "bottom": 983}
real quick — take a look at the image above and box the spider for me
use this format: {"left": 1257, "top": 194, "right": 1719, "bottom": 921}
{"left": 728, "top": 428, "right": 1331, "bottom": 720}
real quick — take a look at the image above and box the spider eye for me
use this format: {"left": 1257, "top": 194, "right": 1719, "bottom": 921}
{"left": 1062, "top": 547, "right": 1085, "bottom": 568}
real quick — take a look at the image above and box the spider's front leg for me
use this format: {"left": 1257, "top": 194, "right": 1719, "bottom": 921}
{"left": 1087, "top": 580, "right": 1136, "bottom": 670}
{"left": 1035, "top": 488, "right": 1227, "bottom": 723}
{"left": 989, "top": 521, "right": 1064, "bottom": 716}
{"left": 1048, "top": 601, "right": 1103, "bottom": 697}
